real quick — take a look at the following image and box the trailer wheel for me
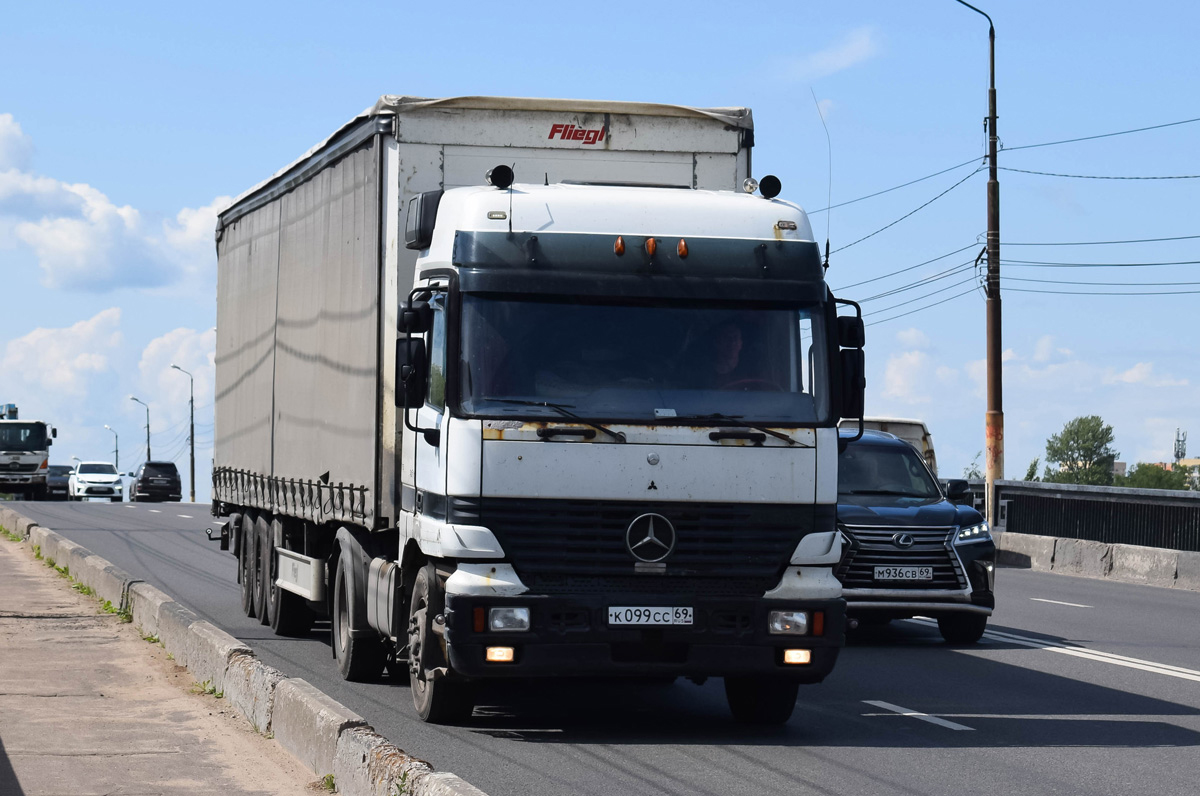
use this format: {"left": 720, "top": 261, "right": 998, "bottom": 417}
{"left": 266, "top": 518, "right": 313, "bottom": 637}
{"left": 407, "top": 564, "right": 475, "bottom": 724}
{"left": 723, "top": 676, "right": 799, "bottom": 725}
{"left": 253, "top": 515, "right": 271, "bottom": 622}
{"left": 239, "top": 513, "right": 256, "bottom": 618}
{"left": 332, "top": 551, "right": 384, "bottom": 681}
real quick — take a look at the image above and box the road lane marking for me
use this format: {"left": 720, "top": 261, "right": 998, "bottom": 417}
{"left": 148, "top": 509, "right": 161, "bottom": 513}
{"left": 908, "top": 618, "right": 1200, "bottom": 682}
{"left": 862, "top": 700, "right": 975, "bottom": 731}
{"left": 177, "top": 514, "right": 193, "bottom": 519}
{"left": 1030, "top": 598, "right": 1092, "bottom": 608}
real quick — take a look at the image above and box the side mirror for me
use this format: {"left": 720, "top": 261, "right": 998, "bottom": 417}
{"left": 396, "top": 338, "right": 428, "bottom": 408}
{"left": 945, "top": 479, "right": 971, "bottom": 502}
{"left": 399, "top": 301, "right": 432, "bottom": 334}
{"left": 404, "top": 190, "right": 444, "bottom": 251}
{"left": 46, "top": 438, "right": 53, "bottom": 446}
{"left": 51, "top": 427, "right": 58, "bottom": 438}
{"left": 837, "top": 316, "right": 865, "bottom": 349}
{"left": 839, "top": 348, "right": 865, "bottom": 419}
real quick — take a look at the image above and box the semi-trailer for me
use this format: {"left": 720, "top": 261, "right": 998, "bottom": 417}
{"left": 211, "top": 95, "right": 866, "bottom": 724}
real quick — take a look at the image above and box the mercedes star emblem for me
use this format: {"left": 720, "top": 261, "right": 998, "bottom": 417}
{"left": 625, "top": 513, "right": 677, "bottom": 563}
{"left": 891, "top": 532, "right": 915, "bottom": 549}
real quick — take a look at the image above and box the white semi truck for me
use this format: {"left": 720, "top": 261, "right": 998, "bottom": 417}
{"left": 211, "top": 96, "right": 866, "bottom": 724}
{"left": 0, "top": 404, "right": 56, "bottom": 500}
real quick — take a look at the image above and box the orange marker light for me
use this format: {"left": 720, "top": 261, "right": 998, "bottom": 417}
{"left": 677, "top": 239, "right": 688, "bottom": 258}
{"left": 614, "top": 236, "right": 625, "bottom": 256}
{"left": 813, "top": 611, "right": 825, "bottom": 637}
{"left": 473, "top": 606, "right": 486, "bottom": 633}
{"left": 645, "top": 237, "right": 657, "bottom": 257}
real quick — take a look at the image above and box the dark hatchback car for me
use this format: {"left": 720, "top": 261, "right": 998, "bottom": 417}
{"left": 129, "top": 461, "right": 182, "bottom": 502}
{"left": 835, "top": 430, "right": 995, "bottom": 643}
{"left": 46, "top": 464, "right": 72, "bottom": 500}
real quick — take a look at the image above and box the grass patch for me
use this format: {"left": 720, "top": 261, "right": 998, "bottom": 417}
{"left": 100, "top": 599, "right": 133, "bottom": 623}
{"left": 33, "top": 544, "right": 42, "bottom": 560}
{"left": 192, "top": 679, "right": 224, "bottom": 699}
{"left": 141, "top": 632, "right": 160, "bottom": 644}
{"left": 321, "top": 774, "right": 336, "bottom": 792}
{"left": 394, "top": 771, "right": 411, "bottom": 795}
{"left": 72, "top": 582, "right": 95, "bottom": 597}
{"left": 0, "top": 525, "right": 21, "bottom": 542}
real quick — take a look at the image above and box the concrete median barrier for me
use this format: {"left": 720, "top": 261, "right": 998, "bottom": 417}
{"left": 187, "top": 621, "right": 253, "bottom": 694}
{"left": 1110, "top": 544, "right": 1178, "bottom": 589}
{"left": 0, "top": 507, "right": 19, "bottom": 531}
{"left": 333, "top": 726, "right": 434, "bottom": 796}
{"left": 14, "top": 514, "right": 39, "bottom": 538}
{"left": 273, "top": 678, "right": 369, "bottom": 778}
{"left": 224, "top": 652, "right": 285, "bottom": 734}
{"left": 128, "top": 581, "right": 174, "bottom": 638}
{"left": 996, "top": 532, "right": 1056, "bottom": 570}
{"left": 157, "top": 601, "right": 201, "bottom": 668}
{"left": 1052, "top": 537, "right": 1112, "bottom": 579}
{"left": 1172, "top": 551, "right": 1200, "bottom": 591}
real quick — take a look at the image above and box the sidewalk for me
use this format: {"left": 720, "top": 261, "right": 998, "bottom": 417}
{"left": 0, "top": 532, "right": 317, "bottom": 795}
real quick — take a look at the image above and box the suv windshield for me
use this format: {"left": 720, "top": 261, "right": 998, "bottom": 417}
{"left": 79, "top": 463, "right": 117, "bottom": 475}
{"left": 48, "top": 465, "right": 73, "bottom": 476}
{"left": 460, "top": 295, "right": 829, "bottom": 424}
{"left": 839, "top": 443, "right": 941, "bottom": 503}
{"left": 0, "top": 423, "right": 47, "bottom": 452}
{"left": 142, "top": 463, "right": 179, "bottom": 477}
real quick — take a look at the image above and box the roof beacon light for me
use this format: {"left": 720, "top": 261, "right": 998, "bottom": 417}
{"left": 645, "top": 237, "right": 657, "bottom": 257}
{"left": 486, "top": 165, "right": 515, "bottom": 189}
{"left": 759, "top": 175, "right": 782, "bottom": 199}
{"left": 742, "top": 177, "right": 759, "bottom": 195}
{"left": 677, "top": 239, "right": 689, "bottom": 258}
{"left": 614, "top": 236, "right": 626, "bottom": 256}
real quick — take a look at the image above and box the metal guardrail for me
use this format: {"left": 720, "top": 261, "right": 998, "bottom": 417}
{"left": 971, "top": 479, "right": 1200, "bottom": 553}
{"left": 212, "top": 467, "right": 370, "bottom": 527}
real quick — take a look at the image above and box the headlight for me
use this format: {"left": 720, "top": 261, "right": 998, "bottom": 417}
{"left": 768, "top": 610, "right": 809, "bottom": 635}
{"left": 488, "top": 606, "right": 530, "bottom": 632}
{"left": 955, "top": 522, "right": 992, "bottom": 544}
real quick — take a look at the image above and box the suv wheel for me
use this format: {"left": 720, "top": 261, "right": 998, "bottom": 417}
{"left": 937, "top": 614, "right": 988, "bottom": 644}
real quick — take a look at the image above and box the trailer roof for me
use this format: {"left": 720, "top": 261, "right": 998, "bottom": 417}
{"left": 217, "top": 95, "right": 753, "bottom": 233}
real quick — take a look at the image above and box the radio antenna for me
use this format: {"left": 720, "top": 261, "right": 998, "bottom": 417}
{"left": 810, "top": 88, "right": 833, "bottom": 271}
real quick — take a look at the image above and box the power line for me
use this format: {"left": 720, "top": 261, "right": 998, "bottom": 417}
{"left": 1003, "top": 116, "right": 1200, "bottom": 152}
{"left": 865, "top": 288, "right": 979, "bottom": 327}
{"left": 1004, "top": 275, "right": 1200, "bottom": 287}
{"left": 1000, "top": 166, "right": 1200, "bottom": 180}
{"left": 865, "top": 275, "right": 980, "bottom": 317}
{"left": 858, "top": 261, "right": 977, "bottom": 303}
{"left": 831, "top": 167, "right": 985, "bottom": 254}
{"left": 832, "top": 243, "right": 979, "bottom": 291}
{"left": 809, "top": 157, "right": 981, "bottom": 215}
{"left": 1003, "top": 286, "right": 1200, "bottom": 296}
{"left": 1003, "top": 258, "right": 1200, "bottom": 268}
{"left": 1005, "top": 234, "right": 1200, "bottom": 246}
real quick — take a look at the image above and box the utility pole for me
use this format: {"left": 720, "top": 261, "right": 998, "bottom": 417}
{"left": 171, "top": 364, "right": 196, "bottom": 503}
{"left": 104, "top": 425, "right": 119, "bottom": 469}
{"left": 955, "top": 0, "right": 1003, "bottom": 525}
{"left": 130, "top": 396, "right": 151, "bottom": 462}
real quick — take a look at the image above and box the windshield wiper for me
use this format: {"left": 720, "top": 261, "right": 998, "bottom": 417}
{"left": 489, "top": 399, "right": 627, "bottom": 443}
{"left": 671, "top": 413, "right": 809, "bottom": 447}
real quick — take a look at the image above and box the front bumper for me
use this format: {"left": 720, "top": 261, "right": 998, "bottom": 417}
{"left": 445, "top": 593, "right": 845, "bottom": 681}
{"left": 843, "top": 545, "right": 996, "bottom": 617}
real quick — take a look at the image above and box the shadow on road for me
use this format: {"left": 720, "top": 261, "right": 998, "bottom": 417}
{"left": 0, "top": 733, "right": 28, "bottom": 795}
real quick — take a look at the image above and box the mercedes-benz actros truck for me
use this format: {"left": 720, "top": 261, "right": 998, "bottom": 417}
{"left": 210, "top": 96, "right": 866, "bottom": 725}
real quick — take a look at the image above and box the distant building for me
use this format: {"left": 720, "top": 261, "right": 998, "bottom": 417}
{"left": 1112, "top": 461, "right": 1127, "bottom": 478}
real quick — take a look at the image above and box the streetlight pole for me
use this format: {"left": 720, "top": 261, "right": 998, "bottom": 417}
{"left": 103, "top": 425, "right": 119, "bottom": 469}
{"left": 171, "top": 364, "right": 196, "bottom": 503}
{"left": 955, "top": 0, "right": 1003, "bottom": 526}
{"left": 130, "top": 397, "right": 151, "bottom": 462}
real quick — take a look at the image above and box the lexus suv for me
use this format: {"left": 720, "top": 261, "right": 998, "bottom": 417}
{"left": 46, "top": 464, "right": 72, "bottom": 500}
{"left": 129, "top": 461, "right": 182, "bottom": 502}
{"left": 68, "top": 462, "right": 123, "bottom": 502}
{"left": 835, "top": 430, "right": 995, "bottom": 643}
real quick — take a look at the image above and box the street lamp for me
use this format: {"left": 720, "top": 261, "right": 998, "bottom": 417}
{"left": 103, "top": 425, "right": 119, "bottom": 469}
{"left": 129, "top": 396, "right": 150, "bottom": 462}
{"left": 954, "top": 0, "right": 1003, "bottom": 526}
{"left": 170, "top": 364, "right": 195, "bottom": 503}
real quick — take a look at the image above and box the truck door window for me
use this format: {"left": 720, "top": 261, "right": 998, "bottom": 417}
{"left": 426, "top": 294, "right": 447, "bottom": 411}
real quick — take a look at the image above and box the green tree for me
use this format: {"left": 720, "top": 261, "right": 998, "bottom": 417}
{"left": 1115, "top": 463, "right": 1190, "bottom": 491}
{"left": 1042, "top": 415, "right": 1118, "bottom": 486}
{"left": 963, "top": 451, "right": 982, "bottom": 480}
{"left": 1023, "top": 457, "right": 1040, "bottom": 482}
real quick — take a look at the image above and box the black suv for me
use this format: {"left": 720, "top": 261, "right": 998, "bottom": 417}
{"left": 129, "top": 461, "right": 182, "bottom": 502}
{"left": 835, "top": 430, "right": 995, "bottom": 643}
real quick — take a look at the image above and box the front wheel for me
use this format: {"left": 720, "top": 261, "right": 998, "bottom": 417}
{"left": 937, "top": 614, "right": 988, "bottom": 644}
{"left": 408, "top": 564, "right": 475, "bottom": 724}
{"left": 724, "top": 676, "right": 800, "bottom": 724}
{"left": 332, "top": 551, "right": 385, "bottom": 681}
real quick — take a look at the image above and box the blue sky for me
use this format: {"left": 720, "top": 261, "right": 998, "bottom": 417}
{"left": 3, "top": 0, "right": 1197, "bottom": 500}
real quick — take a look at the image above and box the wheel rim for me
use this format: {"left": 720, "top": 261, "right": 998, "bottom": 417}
{"left": 407, "top": 592, "right": 428, "bottom": 697}
{"left": 337, "top": 574, "right": 350, "bottom": 655}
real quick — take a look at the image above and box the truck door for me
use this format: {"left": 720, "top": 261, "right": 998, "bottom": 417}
{"left": 413, "top": 292, "right": 450, "bottom": 517}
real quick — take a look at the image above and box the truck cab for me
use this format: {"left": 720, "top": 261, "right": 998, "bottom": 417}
{"left": 0, "top": 405, "right": 56, "bottom": 500}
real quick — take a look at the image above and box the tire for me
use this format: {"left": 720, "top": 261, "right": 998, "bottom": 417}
{"left": 239, "top": 513, "right": 256, "bottom": 618}
{"left": 408, "top": 564, "right": 475, "bottom": 724}
{"left": 266, "top": 518, "right": 313, "bottom": 637}
{"left": 723, "top": 676, "right": 800, "bottom": 725}
{"left": 110, "top": 496, "right": 121, "bottom": 503}
{"left": 332, "top": 550, "right": 385, "bottom": 681}
{"left": 254, "top": 515, "right": 271, "bottom": 624}
{"left": 937, "top": 614, "right": 988, "bottom": 644}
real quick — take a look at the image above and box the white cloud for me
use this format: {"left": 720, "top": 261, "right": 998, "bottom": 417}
{"left": 782, "top": 28, "right": 880, "bottom": 83}
{"left": 896, "top": 327, "right": 930, "bottom": 349}
{"left": 0, "top": 114, "right": 33, "bottom": 171}
{"left": 882, "top": 350, "right": 932, "bottom": 404}
{"left": 1103, "top": 361, "right": 1188, "bottom": 388}
{"left": 1, "top": 308, "right": 122, "bottom": 396}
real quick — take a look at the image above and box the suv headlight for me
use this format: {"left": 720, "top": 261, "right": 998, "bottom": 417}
{"left": 955, "top": 522, "right": 991, "bottom": 545}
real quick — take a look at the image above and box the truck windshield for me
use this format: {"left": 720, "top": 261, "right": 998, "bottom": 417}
{"left": 0, "top": 423, "right": 47, "bottom": 452}
{"left": 459, "top": 295, "right": 829, "bottom": 424}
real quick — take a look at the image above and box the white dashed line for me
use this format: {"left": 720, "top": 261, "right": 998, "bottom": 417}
{"left": 148, "top": 509, "right": 161, "bottom": 513}
{"left": 862, "top": 700, "right": 975, "bottom": 731}
{"left": 1030, "top": 598, "right": 1092, "bottom": 608}
{"left": 177, "top": 514, "right": 193, "bottom": 519}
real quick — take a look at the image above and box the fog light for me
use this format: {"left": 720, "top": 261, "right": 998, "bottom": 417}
{"left": 768, "top": 610, "right": 809, "bottom": 635}
{"left": 488, "top": 607, "right": 530, "bottom": 632}
{"left": 783, "top": 649, "right": 812, "bottom": 665}
{"left": 486, "top": 646, "right": 515, "bottom": 663}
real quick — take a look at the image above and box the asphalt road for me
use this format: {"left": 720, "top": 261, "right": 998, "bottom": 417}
{"left": 10, "top": 500, "right": 1200, "bottom": 796}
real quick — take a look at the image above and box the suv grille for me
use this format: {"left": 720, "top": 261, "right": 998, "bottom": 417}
{"left": 836, "top": 524, "right": 966, "bottom": 590}
{"left": 451, "top": 498, "right": 813, "bottom": 596}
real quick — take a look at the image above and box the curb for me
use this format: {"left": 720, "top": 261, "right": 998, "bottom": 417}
{"left": 0, "top": 508, "right": 487, "bottom": 796}
{"left": 997, "top": 530, "right": 1199, "bottom": 592}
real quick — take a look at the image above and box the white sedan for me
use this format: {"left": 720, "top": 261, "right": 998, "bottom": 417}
{"left": 68, "top": 462, "right": 123, "bottom": 502}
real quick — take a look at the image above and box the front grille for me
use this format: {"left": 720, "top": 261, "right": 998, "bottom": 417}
{"left": 4, "top": 462, "right": 38, "bottom": 473}
{"left": 836, "top": 525, "right": 966, "bottom": 590}
{"left": 454, "top": 498, "right": 812, "bottom": 596}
